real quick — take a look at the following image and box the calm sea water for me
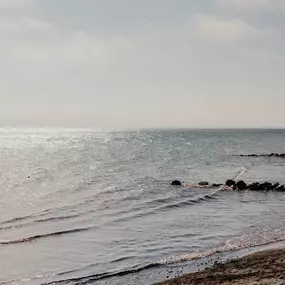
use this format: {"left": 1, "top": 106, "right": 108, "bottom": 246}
{"left": 1, "top": 129, "right": 285, "bottom": 285}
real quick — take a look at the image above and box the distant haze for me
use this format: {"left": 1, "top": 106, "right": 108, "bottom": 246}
{"left": 1, "top": 0, "right": 285, "bottom": 129}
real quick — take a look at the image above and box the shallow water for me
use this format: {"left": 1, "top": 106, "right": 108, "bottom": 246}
{"left": 1, "top": 129, "right": 285, "bottom": 284}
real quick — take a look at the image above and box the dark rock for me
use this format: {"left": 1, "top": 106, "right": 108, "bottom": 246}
{"left": 265, "top": 182, "right": 273, "bottom": 190}
{"left": 247, "top": 182, "right": 260, "bottom": 190}
{"left": 257, "top": 183, "right": 266, "bottom": 190}
{"left": 198, "top": 181, "right": 209, "bottom": 186}
{"left": 238, "top": 153, "right": 285, "bottom": 158}
{"left": 212, "top": 183, "right": 223, "bottom": 187}
{"left": 226, "top": 179, "right": 236, "bottom": 187}
{"left": 267, "top": 153, "right": 285, "bottom": 158}
{"left": 276, "top": 185, "right": 285, "bottom": 192}
{"left": 272, "top": 183, "right": 280, "bottom": 190}
{"left": 236, "top": 180, "right": 247, "bottom": 190}
{"left": 258, "top": 182, "right": 272, "bottom": 191}
{"left": 171, "top": 180, "right": 182, "bottom": 186}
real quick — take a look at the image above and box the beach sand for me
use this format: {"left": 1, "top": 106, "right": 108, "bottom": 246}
{"left": 154, "top": 248, "right": 285, "bottom": 285}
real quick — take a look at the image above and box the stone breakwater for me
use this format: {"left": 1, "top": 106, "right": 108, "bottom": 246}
{"left": 171, "top": 180, "right": 285, "bottom": 192}
{"left": 236, "top": 153, "right": 285, "bottom": 158}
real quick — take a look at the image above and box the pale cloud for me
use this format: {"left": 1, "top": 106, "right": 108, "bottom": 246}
{"left": 218, "top": 0, "right": 285, "bottom": 10}
{"left": 193, "top": 15, "right": 260, "bottom": 42}
{"left": 0, "top": 0, "right": 34, "bottom": 9}
{"left": 0, "top": 16, "right": 53, "bottom": 38}
{"left": 0, "top": 0, "right": 284, "bottom": 128}
{"left": 0, "top": 13, "right": 135, "bottom": 70}
{"left": 0, "top": 10, "right": 136, "bottom": 112}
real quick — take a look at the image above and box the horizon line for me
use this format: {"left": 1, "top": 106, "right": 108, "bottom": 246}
{"left": 0, "top": 126, "right": 285, "bottom": 132}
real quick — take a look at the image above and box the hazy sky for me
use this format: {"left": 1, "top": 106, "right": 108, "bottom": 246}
{"left": 1, "top": 0, "right": 285, "bottom": 129}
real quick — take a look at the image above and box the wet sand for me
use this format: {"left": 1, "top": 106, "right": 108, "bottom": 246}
{"left": 154, "top": 248, "right": 285, "bottom": 285}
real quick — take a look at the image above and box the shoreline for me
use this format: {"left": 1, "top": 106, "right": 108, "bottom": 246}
{"left": 154, "top": 248, "right": 285, "bottom": 285}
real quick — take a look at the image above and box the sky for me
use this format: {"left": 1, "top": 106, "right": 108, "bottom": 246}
{"left": 1, "top": 0, "right": 285, "bottom": 129}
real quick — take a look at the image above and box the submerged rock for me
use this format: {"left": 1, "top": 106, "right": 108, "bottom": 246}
{"left": 238, "top": 153, "right": 285, "bottom": 158}
{"left": 236, "top": 180, "right": 247, "bottom": 190}
{"left": 272, "top": 183, "right": 280, "bottom": 190}
{"left": 258, "top": 182, "right": 272, "bottom": 191}
{"left": 247, "top": 182, "right": 260, "bottom": 190}
{"left": 226, "top": 179, "right": 236, "bottom": 187}
{"left": 172, "top": 179, "right": 285, "bottom": 192}
{"left": 212, "top": 183, "right": 223, "bottom": 187}
{"left": 198, "top": 181, "right": 209, "bottom": 186}
{"left": 276, "top": 185, "right": 285, "bottom": 192}
{"left": 171, "top": 180, "right": 182, "bottom": 186}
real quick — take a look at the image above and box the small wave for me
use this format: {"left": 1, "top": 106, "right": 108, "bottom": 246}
{"left": 0, "top": 215, "right": 34, "bottom": 225}
{"left": 234, "top": 166, "right": 247, "bottom": 180}
{"left": 144, "top": 196, "right": 184, "bottom": 207}
{"left": 43, "top": 263, "right": 161, "bottom": 285}
{"left": 0, "top": 214, "right": 81, "bottom": 231}
{"left": 0, "top": 179, "right": 161, "bottom": 228}
{"left": 0, "top": 227, "right": 93, "bottom": 245}
{"left": 0, "top": 206, "right": 59, "bottom": 226}
{"left": 0, "top": 268, "right": 84, "bottom": 285}
{"left": 162, "top": 227, "right": 285, "bottom": 265}
{"left": 158, "top": 193, "right": 219, "bottom": 211}
{"left": 110, "top": 256, "right": 135, "bottom": 264}
{"left": 42, "top": 227, "right": 285, "bottom": 284}
{"left": 34, "top": 214, "right": 81, "bottom": 224}
{"left": 112, "top": 190, "right": 222, "bottom": 224}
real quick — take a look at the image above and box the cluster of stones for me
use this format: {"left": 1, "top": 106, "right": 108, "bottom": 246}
{"left": 171, "top": 180, "right": 285, "bottom": 192}
{"left": 238, "top": 153, "right": 285, "bottom": 158}
{"left": 171, "top": 180, "right": 222, "bottom": 187}
{"left": 225, "top": 180, "right": 285, "bottom": 191}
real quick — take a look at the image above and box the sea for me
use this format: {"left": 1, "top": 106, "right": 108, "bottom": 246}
{"left": 1, "top": 129, "right": 285, "bottom": 285}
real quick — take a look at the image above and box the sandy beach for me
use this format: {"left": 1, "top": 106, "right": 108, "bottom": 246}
{"left": 154, "top": 248, "right": 285, "bottom": 285}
